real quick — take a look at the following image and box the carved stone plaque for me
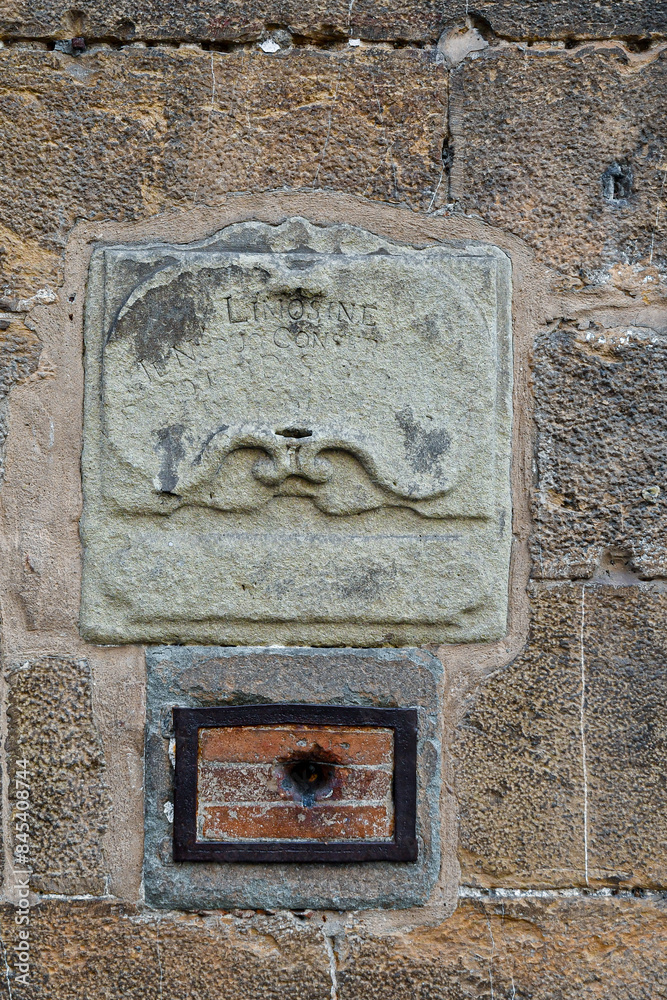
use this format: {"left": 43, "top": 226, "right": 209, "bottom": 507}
{"left": 80, "top": 219, "right": 512, "bottom": 645}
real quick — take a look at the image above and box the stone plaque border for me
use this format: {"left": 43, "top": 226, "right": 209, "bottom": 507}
{"left": 144, "top": 645, "right": 442, "bottom": 910}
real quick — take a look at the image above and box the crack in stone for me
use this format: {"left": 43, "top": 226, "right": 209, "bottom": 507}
{"left": 322, "top": 930, "right": 338, "bottom": 1000}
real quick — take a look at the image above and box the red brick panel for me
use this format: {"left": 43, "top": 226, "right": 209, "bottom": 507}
{"left": 196, "top": 724, "right": 396, "bottom": 843}
{"left": 201, "top": 803, "right": 393, "bottom": 842}
{"left": 198, "top": 761, "right": 392, "bottom": 804}
{"left": 198, "top": 725, "right": 394, "bottom": 766}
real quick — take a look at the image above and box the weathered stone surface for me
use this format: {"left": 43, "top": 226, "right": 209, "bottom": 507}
{"left": 0, "top": 317, "right": 42, "bottom": 483}
{"left": 453, "top": 585, "right": 667, "bottom": 888}
{"left": 5, "top": 656, "right": 112, "bottom": 894}
{"left": 4, "top": 40, "right": 665, "bottom": 297}
{"left": 0, "top": 45, "right": 447, "bottom": 302}
{"left": 0, "top": 321, "right": 41, "bottom": 395}
{"left": 1, "top": 0, "right": 666, "bottom": 43}
{"left": 532, "top": 323, "right": 667, "bottom": 580}
{"left": 450, "top": 45, "right": 667, "bottom": 277}
{"left": 9, "top": 41, "right": 664, "bottom": 296}
{"left": 337, "top": 894, "right": 667, "bottom": 999}
{"left": 80, "top": 219, "right": 512, "bottom": 646}
{"left": 0, "top": 901, "right": 331, "bottom": 999}
{"left": 2, "top": 895, "right": 664, "bottom": 999}
{"left": 144, "top": 646, "right": 443, "bottom": 909}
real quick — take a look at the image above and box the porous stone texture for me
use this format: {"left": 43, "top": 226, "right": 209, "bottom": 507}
{"left": 337, "top": 894, "right": 667, "bottom": 999}
{"left": 453, "top": 584, "right": 667, "bottom": 889}
{"left": 144, "top": 646, "right": 443, "bottom": 909}
{"left": 532, "top": 323, "right": 667, "bottom": 580}
{"left": 0, "top": 1, "right": 665, "bottom": 43}
{"left": 80, "top": 218, "right": 512, "bottom": 646}
{"left": 2, "top": 41, "right": 664, "bottom": 303}
{"left": 0, "top": 901, "right": 332, "bottom": 999}
{"left": 450, "top": 44, "right": 667, "bottom": 277}
{"left": 0, "top": 45, "right": 447, "bottom": 302}
{"left": 5, "top": 656, "right": 112, "bottom": 894}
{"left": 0, "top": 321, "right": 42, "bottom": 396}
{"left": 1, "top": 895, "right": 665, "bottom": 999}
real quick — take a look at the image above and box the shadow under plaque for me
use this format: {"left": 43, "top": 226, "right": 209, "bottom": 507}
{"left": 144, "top": 646, "right": 442, "bottom": 910}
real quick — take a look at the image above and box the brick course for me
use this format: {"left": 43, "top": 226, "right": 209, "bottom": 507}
{"left": 197, "top": 724, "right": 395, "bottom": 841}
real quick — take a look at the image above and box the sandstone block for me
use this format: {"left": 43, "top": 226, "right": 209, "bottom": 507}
{"left": 532, "top": 323, "right": 667, "bottom": 579}
{"left": 2, "top": 895, "right": 666, "bottom": 999}
{"left": 0, "top": 1, "right": 664, "bottom": 43}
{"left": 0, "top": 321, "right": 42, "bottom": 395}
{"left": 453, "top": 584, "right": 667, "bottom": 888}
{"left": 80, "top": 218, "right": 512, "bottom": 646}
{"left": 0, "top": 46, "right": 447, "bottom": 301}
{"left": 450, "top": 45, "right": 667, "bottom": 277}
{"left": 0, "top": 317, "right": 42, "bottom": 483}
{"left": 337, "top": 894, "right": 667, "bottom": 999}
{"left": 5, "top": 656, "right": 111, "bottom": 894}
{"left": 0, "top": 901, "right": 332, "bottom": 999}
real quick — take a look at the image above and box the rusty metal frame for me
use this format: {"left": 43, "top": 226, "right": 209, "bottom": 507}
{"left": 173, "top": 704, "right": 418, "bottom": 863}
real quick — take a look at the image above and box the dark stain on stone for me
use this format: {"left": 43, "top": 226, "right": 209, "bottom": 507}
{"left": 340, "top": 562, "right": 396, "bottom": 601}
{"left": 112, "top": 269, "right": 217, "bottom": 368}
{"left": 284, "top": 254, "right": 319, "bottom": 270}
{"left": 205, "top": 236, "right": 272, "bottom": 253}
{"left": 106, "top": 258, "right": 178, "bottom": 325}
{"left": 177, "top": 661, "right": 276, "bottom": 704}
{"left": 602, "top": 160, "right": 633, "bottom": 202}
{"left": 154, "top": 423, "right": 185, "bottom": 494}
{"left": 420, "top": 316, "right": 441, "bottom": 343}
{"left": 395, "top": 406, "right": 450, "bottom": 474}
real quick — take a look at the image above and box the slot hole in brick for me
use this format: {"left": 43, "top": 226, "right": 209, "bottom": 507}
{"left": 276, "top": 428, "right": 313, "bottom": 438}
{"left": 280, "top": 756, "right": 336, "bottom": 807}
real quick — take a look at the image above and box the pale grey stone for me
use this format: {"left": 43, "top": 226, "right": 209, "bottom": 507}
{"left": 143, "top": 645, "right": 442, "bottom": 910}
{"left": 80, "top": 219, "right": 512, "bottom": 646}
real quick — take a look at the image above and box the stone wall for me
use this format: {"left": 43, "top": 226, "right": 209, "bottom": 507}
{"left": 0, "top": 1, "right": 665, "bottom": 996}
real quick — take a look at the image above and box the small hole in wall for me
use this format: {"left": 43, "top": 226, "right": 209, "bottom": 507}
{"left": 65, "top": 7, "right": 86, "bottom": 33}
{"left": 276, "top": 427, "right": 313, "bottom": 438}
{"left": 280, "top": 756, "right": 336, "bottom": 806}
{"left": 602, "top": 161, "right": 633, "bottom": 202}
{"left": 441, "top": 136, "right": 453, "bottom": 174}
{"left": 116, "top": 17, "right": 136, "bottom": 39}
{"left": 626, "top": 36, "right": 652, "bottom": 52}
